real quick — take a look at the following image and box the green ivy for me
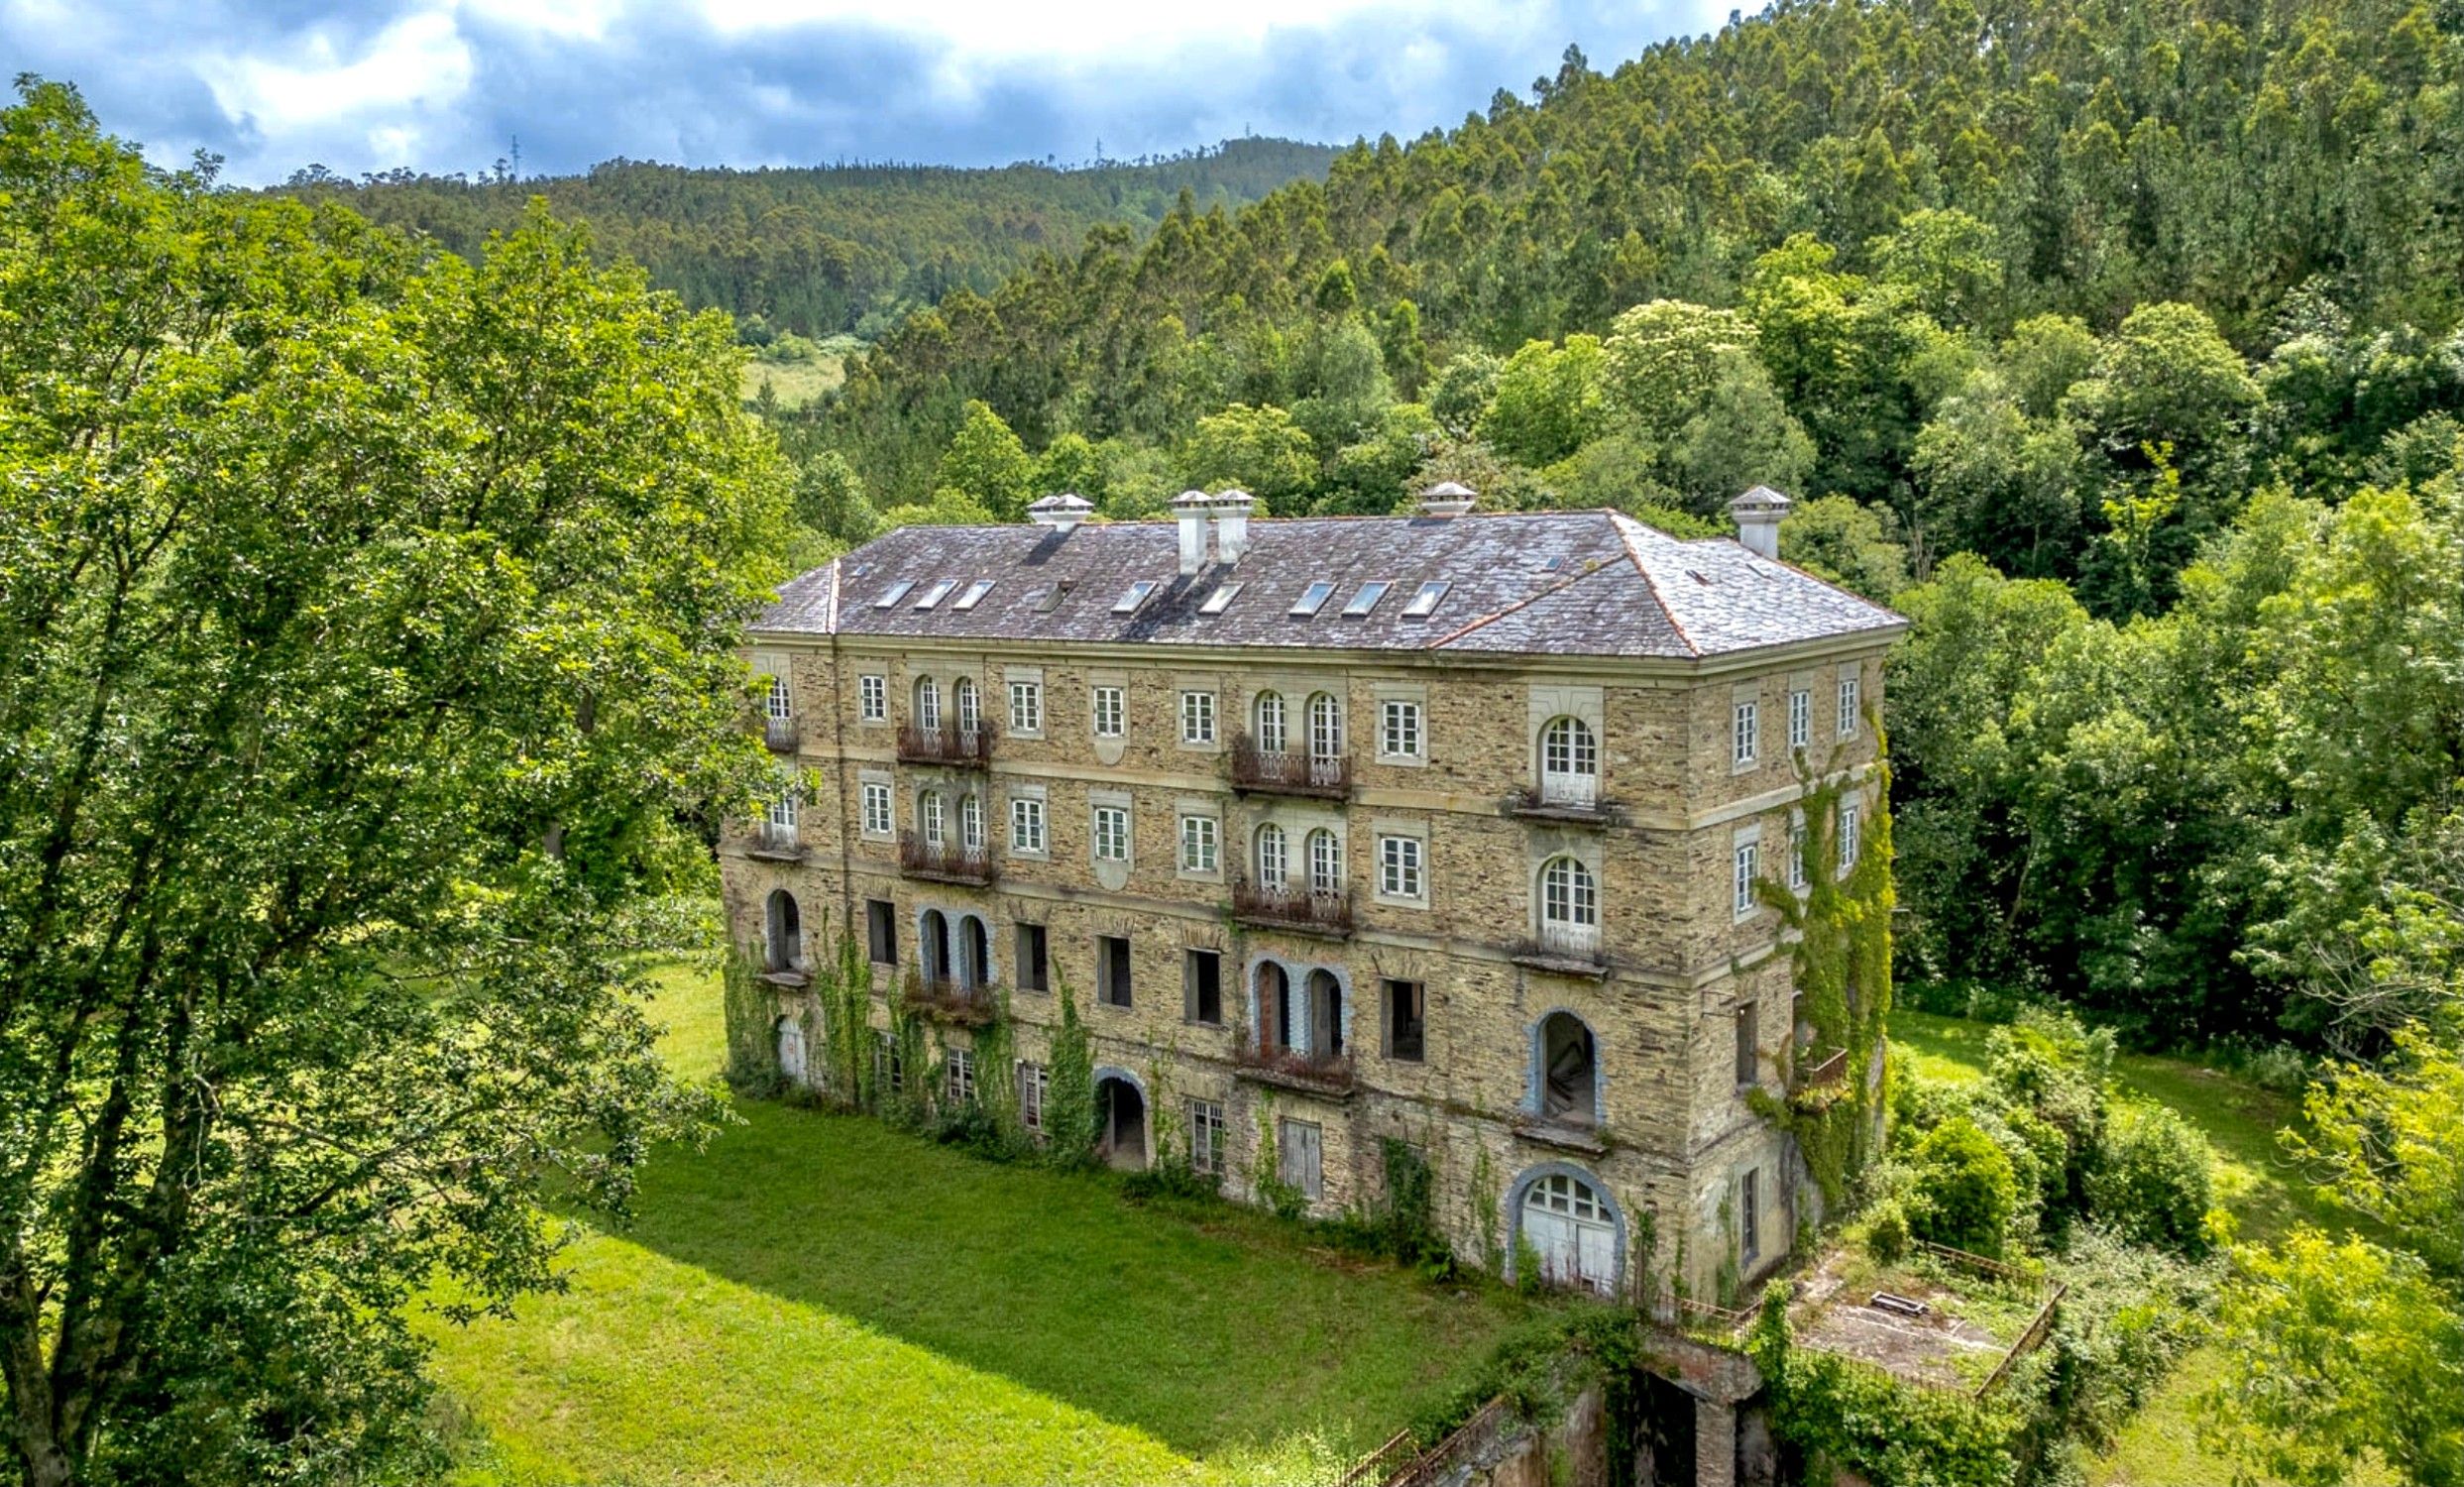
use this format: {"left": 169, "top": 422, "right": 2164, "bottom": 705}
{"left": 1747, "top": 1292, "right": 2022, "bottom": 1487}
{"left": 721, "top": 944, "right": 784, "bottom": 1095}
{"left": 1044, "top": 974, "right": 1097, "bottom": 1168}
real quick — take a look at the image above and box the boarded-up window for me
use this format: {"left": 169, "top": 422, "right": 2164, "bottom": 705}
{"left": 1279, "top": 1117, "right": 1322, "bottom": 1201}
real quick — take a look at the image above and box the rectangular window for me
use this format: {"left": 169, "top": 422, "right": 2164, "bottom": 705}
{"left": 1279, "top": 1117, "right": 1323, "bottom": 1201}
{"left": 1200, "top": 582, "right": 1243, "bottom": 615}
{"left": 861, "top": 780, "right": 893, "bottom": 837}
{"left": 1736, "top": 1002, "right": 1758, "bottom": 1087}
{"left": 1380, "top": 699, "right": 1423, "bottom": 760}
{"left": 859, "top": 674, "right": 887, "bottom": 722}
{"left": 1401, "top": 580, "right": 1450, "bottom": 617}
{"left": 1093, "top": 805, "right": 1130, "bottom": 863}
{"left": 913, "top": 579, "right": 955, "bottom": 610}
{"left": 866, "top": 898, "right": 897, "bottom": 965}
{"left": 1341, "top": 580, "right": 1392, "bottom": 617}
{"left": 1113, "top": 579, "right": 1159, "bottom": 614}
{"left": 1188, "top": 1098, "right": 1225, "bottom": 1176}
{"left": 1734, "top": 700, "right": 1759, "bottom": 769}
{"left": 1740, "top": 1168, "right": 1761, "bottom": 1262}
{"left": 953, "top": 578, "right": 994, "bottom": 611}
{"left": 1179, "top": 813, "right": 1219, "bottom": 874}
{"left": 1010, "top": 795, "right": 1046, "bottom": 855}
{"left": 1788, "top": 688, "right": 1811, "bottom": 749}
{"left": 1179, "top": 689, "right": 1216, "bottom": 744}
{"left": 1092, "top": 685, "right": 1125, "bottom": 739}
{"left": 1734, "top": 840, "right": 1759, "bottom": 918}
{"left": 1290, "top": 581, "right": 1337, "bottom": 617}
{"left": 1384, "top": 979, "right": 1425, "bottom": 1062}
{"left": 1016, "top": 923, "right": 1049, "bottom": 992}
{"left": 874, "top": 1031, "right": 902, "bottom": 1094}
{"left": 1378, "top": 835, "right": 1424, "bottom": 902}
{"left": 1789, "top": 820, "right": 1808, "bottom": 892}
{"left": 919, "top": 790, "right": 945, "bottom": 847}
{"left": 872, "top": 580, "right": 914, "bottom": 609}
{"left": 762, "top": 673, "right": 793, "bottom": 721}
{"left": 1097, "top": 934, "right": 1133, "bottom": 1008}
{"left": 1019, "top": 1063, "right": 1048, "bottom": 1132}
{"left": 1838, "top": 673, "right": 1861, "bottom": 739}
{"left": 1008, "top": 680, "right": 1043, "bottom": 736}
{"left": 1184, "top": 949, "right": 1222, "bottom": 1025}
{"left": 1839, "top": 800, "right": 1861, "bottom": 873}
{"left": 945, "top": 1046, "right": 975, "bottom": 1103}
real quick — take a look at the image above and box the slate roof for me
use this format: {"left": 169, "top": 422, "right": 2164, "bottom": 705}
{"left": 756, "top": 511, "right": 1904, "bottom": 661}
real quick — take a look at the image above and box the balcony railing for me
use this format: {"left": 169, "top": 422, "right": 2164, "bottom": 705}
{"left": 1795, "top": 1046, "right": 1849, "bottom": 1092}
{"left": 1227, "top": 734, "right": 1351, "bottom": 799}
{"left": 901, "top": 976, "right": 999, "bottom": 1027}
{"left": 1510, "top": 921, "right": 1609, "bottom": 975}
{"left": 1230, "top": 876, "right": 1354, "bottom": 938}
{"left": 1231, "top": 1041, "right": 1356, "bottom": 1097}
{"left": 896, "top": 721, "right": 995, "bottom": 768}
{"left": 897, "top": 833, "right": 997, "bottom": 886}
{"left": 763, "top": 714, "right": 800, "bottom": 753}
{"left": 1504, "top": 777, "right": 1623, "bottom": 825}
{"left": 748, "top": 819, "right": 804, "bottom": 860}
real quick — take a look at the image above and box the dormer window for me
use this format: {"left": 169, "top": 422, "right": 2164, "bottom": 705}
{"left": 873, "top": 580, "right": 915, "bottom": 609}
{"left": 1200, "top": 583, "right": 1243, "bottom": 615}
{"left": 953, "top": 579, "right": 994, "bottom": 611}
{"left": 1290, "top": 581, "right": 1336, "bottom": 617}
{"left": 913, "top": 579, "right": 955, "bottom": 610}
{"left": 1113, "top": 580, "right": 1158, "bottom": 615}
{"left": 1401, "top": 581, "right": 1450, "bottom": 617}
{"left": 1342, "top": 581, "right": 1392, "bottom": 617}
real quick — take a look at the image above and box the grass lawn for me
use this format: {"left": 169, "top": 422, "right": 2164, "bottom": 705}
{"left": 424, "top": 961, "right": 1546, "bottom": 1485}
{"left": 1888, "top": 1007, "right": 2379, "bottom": 1486}
{"left": 739, "top": 336, "right": 859, "bottom": 409}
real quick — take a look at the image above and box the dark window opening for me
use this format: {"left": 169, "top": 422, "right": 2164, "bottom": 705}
{"left": 1735, "top": 1001, "right": 1758, "bottom": 1087}
{"left": 1098, "top": 934, "right": 1133, "bottom": 1008}
{"left": 1384, "top": 979, "right": 1424, "bottom": 1062}
{"left": 865, "top": 898, "right": 897, "bottom": 966}
{"left": 1185, "top": 950, "right": 1222, "bottom": 1025}
{"left": 1016, "top": 923, "right": 1050, "bottom": 992}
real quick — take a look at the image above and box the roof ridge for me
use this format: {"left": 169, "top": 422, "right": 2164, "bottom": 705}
{"left": 1611, "top": 514, "right": 1702, "bottom": 659}
{"left": 1426, "top": 557, "right": 1624, "bottom": 650}
{"left": 825, "top": 557, "right": 842, "bottom": 633}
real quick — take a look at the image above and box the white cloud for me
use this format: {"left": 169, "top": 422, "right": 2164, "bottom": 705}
{"left": 198, "top": 6, "right": 474, "bottom": 135}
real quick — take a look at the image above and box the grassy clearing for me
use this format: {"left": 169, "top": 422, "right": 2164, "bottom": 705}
{"left": 740, "top": 334, "right": 860, "bottom": 409}
{"left": 425, "top": 960, "right": 1545, "bottom": 1485}
{"left": 1889, "top": 1007, "right": 2368, "bottom": 1486}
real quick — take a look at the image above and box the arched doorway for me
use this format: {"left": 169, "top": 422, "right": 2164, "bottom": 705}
{"left": 958, "top": 915, "right": 990, "bottom": 990}
{"left": 764, "top": 889, "right": 803, "bottom": 973}
{"left": 1536, "top": 1011, "right": 1598, "bottom": 1124}
{"left": 1515, "top": 1168, "right": 1620, "bottom": 1295}
{"left": 775, "top": 1015, "right": 808, "bottom": 1087}
{"left": 1257, "top": 962, "right": 1292, "bottom": 1052}
{"left": 920, "top": 909, "right": 952, "bottom": 984}
{"left": 1095, "top": 1074, "right": 1148, "bottom": 1170}
{"left": 1306, "top": 969, "right": 1344, "bottom": 1057}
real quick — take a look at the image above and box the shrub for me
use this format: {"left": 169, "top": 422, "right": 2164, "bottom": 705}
{"left": 1865, "top": 1201, "right": 1910, "bottom": 1265}
{"left": 1908, "top": 1116, "right": 2018, "bottom": 1256}
{"left": 2084, "top": 1101, "right": 2217, "bottom": 1256}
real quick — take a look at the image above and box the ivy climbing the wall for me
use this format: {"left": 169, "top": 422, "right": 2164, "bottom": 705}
{"left": 1044, "top": 974, "right": 1097, "bottom": 1168}
{"left": 1754, "top": 719, "right": 1897, "bottom": 1208}
{"left": 721, "top": 944, "right": 784, "bottom": 1095}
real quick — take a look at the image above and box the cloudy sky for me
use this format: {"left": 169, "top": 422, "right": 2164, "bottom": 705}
{"left": 4, "top": 0, "right": 1736, "bottom": 185}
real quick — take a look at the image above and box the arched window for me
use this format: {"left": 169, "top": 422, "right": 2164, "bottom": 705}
{"left": 762, "top": 673, "right": 792, "bottom": 721}
{"left": 959, "top": 915, "right": 990, "bottom": 990}
{"left": 919, "top": 790, "right": 946, "bottom": 847}
{"left": 1306, "top": 969, "right": 1344, "bottom": 1058}
{"left": 920, "top": 909, "right": 951, "bottom": 984}
{"left": 959, "top": 793, "right": 984, "bottom": 851}
{"left": 1306, "top": 828, "right": 1343, "bottom": 895}
{"left": 763, "top": 889, "right": 803, "bottom": 973}
{"left": 954, "top": 676, "right": 980, "bottom": 735}
{"left": 1257, "top": 962, "right": 1293, "bottom": 1052}
{"left": 1254, "top": 691, "right": 1288, "bottom": 754}
{"left": 1539, "top": 856, "right": 1598, "bottom": 940}
{"left": 1307, "top": 692, "right": 1344, "bottom": 759}
{"left": 1518, "top": 1170, "right": 1616, "bottom": 1293}
{"left": 1255, "top": 823, "right": 1288, "bottom": 888}
{"left": 1537, "top": 1012, "right": 1598, "bottom": 1124}
{"left": 1540, "top": 717, "right": 1598, "bottom": 805}
{"left": 915, "top": 676, "right": 942, "bottom": 731}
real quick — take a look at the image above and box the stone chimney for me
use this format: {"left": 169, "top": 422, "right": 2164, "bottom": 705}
{"left": 1418, "top": 481, "right": 1478, "bottom": 516}
{"left": 1174, "top": 489, "right": 1212, "bottom": 575}
{"left": 1729, "top": 485, "right": 1790, "bottom": 560}
{"left": 1210, "top": 489, "right": 1255, "bottom": 565}
{"left": 1027, "top": 492, "right": 1093, "bottom": 533}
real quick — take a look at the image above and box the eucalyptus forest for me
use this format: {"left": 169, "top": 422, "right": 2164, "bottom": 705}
{"left": 6, "top": 0, "right": 2464, "bottom": 1482}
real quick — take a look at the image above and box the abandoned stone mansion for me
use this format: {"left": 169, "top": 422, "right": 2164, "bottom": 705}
{"left": 720, "top": 483, "right": 1902, "bottom": 1306}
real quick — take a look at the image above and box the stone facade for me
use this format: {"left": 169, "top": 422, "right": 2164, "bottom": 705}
{"left": 726, "top": 618, "right": 1890, "bottom": 1305}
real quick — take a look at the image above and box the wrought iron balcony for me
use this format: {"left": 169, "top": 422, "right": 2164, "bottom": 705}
{"left": 763, "top": 714, "right": 800, "bottom": 753}
{"left": 1227, "top": 734, "right": 1351, "bottom": 800}
{"left": 1510, "top": 922, "right": 1609, "bottom": 976}
{"left": 1230, "top": 1041, "right": 1356, "bottom": 1098}
{"left": 1794, "top": 1046, "right": 1849, "bottom": 1094}
{"left": 1230, "top": 876, "right": 1354, "bottom": 938}
{"left": 897, "top": 833, "right": 997, "bottom": 887}
{"left": 896, "top": 721, "right": 995, "bottom": 768}
{"left": 901, "top": 976, "right": 999, "bottom": 1027}
{"left": 1504, "top": 777, "right": 1623, "bottom": 826}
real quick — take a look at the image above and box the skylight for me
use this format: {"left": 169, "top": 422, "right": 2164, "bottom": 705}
{"left": 1342, "top": 581, "right": 1393, "bottom": 617}
{"left": 1113, "top": 580, "right": 1159, "bottom": 614}
{"left": 1290, "top": 581, "right": 1336, "bottom": 617}
{"left": 873, "top": 580, "right": 916, "bottom": 609}
{"left": 1199, "top": 582, "right": 1244, "bottom": 615}
{"left": 952, "top": 579, "right": 994, "bottom": 611}
{"left": 913, "top": 579, "right": 955, "bottom": 610}
{"left": 1032, "top": 585, "right": 1066, "bottom": 614}
{"left": 1401, "top": 580, "right": 1451, "bottom": 618}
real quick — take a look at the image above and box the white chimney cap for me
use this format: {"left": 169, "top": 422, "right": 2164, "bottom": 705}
{"left": 1730, "top": 485, "right": 1792, "bottom": 517}
{"left": 1208, "top": 489, "right": 1256, "bottom": 514}
{"left": 1418, "top": 481, "right": 1478, "bottom": 516}
{"left": 1173, "top": 488, "right": 1213, "bottom": 510}
{"left": 1028, "top": 493, "right": 1095, "bottom": 530}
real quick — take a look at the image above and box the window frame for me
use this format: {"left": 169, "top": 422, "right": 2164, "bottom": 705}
{"left": 1306, "top": 827, "right": 1344, "bottom": 895}
{"left": 1096, "top": 933, "right": 1133, "bottom": 1008}
{"left": 1091, "top": 684, "right": 1126, "bottom": 740}
{"left": 1384, "top": 978, "right": 1425, "bottom": 1063}
{"left": 1179, "top": 688, "right": 1217, "bottom": 746}
{"left": 1092, "top": 803, "right": 1131, "bottom": 864}
{"left": 860, "top": 778, "right": 894, "bottom": 839}
{"left": 1008, "top": 678, "right": 1044, "bottom": 737}
{"left": 1838, "top": 671, "right": 1861, "bottom": 740}
{"left": 1019, "top": 1062, "right": 1048, "bottom": 1132}
{"left": 1734, "top": 838, "right": 1759, "bottom": 920}
{"left": 865, "top": 898, "right": 898, "bottom": 966}
{"left": 1378, "top": 698, "right": 1424, "bottom": 763}
{"left": 1376, "top": 832, "right": 1426, "bottom": 906}
{"left": 1015, "top": 922, "right": 1050, "bottom": 992}
{"left": 1788, "top": 688, "right": 1811, "bottom": 750}
{"left": 1540, "top": 855, "right": 1600, "bottom": 932}
{"left": 1254, "top": 822, "right": 1288, "bottom": 888}
{"left": 858, "top": 673, "right": 888, "bottom": 723}
{"left": 1188, "top": 1098, "right": 1225, "bottom": 1176}
{"left": 1008, "top": 793, "right": 1048, "bottom": 857}
{"left": 1178, "top": 812, "right": 1220, "bottom": 876}
{"left": 945, "top": 1046, "right": 975, "bottom": 1104}
{"left": 1183, "top": 949, "right": 1223, "bottom": 1026}
{"left": 1733, "top": 699, "right": 1759, "bottom": 771}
